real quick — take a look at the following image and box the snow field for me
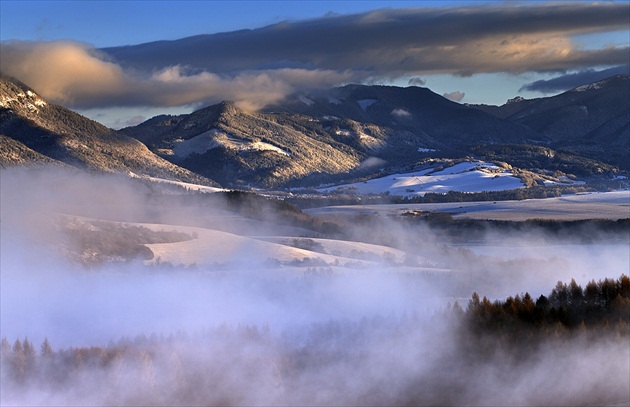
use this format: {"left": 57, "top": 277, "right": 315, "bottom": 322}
{"left": 319, "top": 161, "right": 524, "bottom": 197}
{"left": 306, "top": 191, "right": 630, "bottom": 221}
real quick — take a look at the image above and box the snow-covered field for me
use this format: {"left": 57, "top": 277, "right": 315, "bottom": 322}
{"left": 319, "top": 161, "right": 524, "bottom": 197}
{"left": 306, "top": 190, "right": 630, "bottom": 221}
{"left": 138, "top": 224, "right": 410, "bottom": 269}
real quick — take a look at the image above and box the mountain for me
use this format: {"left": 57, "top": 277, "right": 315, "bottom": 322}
{"left": 265, "top": 85, "right": 546, "bottom": 148}
{"left": 121, "top": 85, "right": 549, "bottom": 188}
{"left": 0, "top": 134, "right": 65, "bottom": 168}
{"left": 0, "top": 76, "right": 217, "bottom": 185}
{"left": 3, "top": 75, "right": 625, "bottom": 190}
{"left": 120, "top": 101, "right": 363, "bottom": 187}
{"left": 470, "top": 75, "right": 630, "bottom": 169}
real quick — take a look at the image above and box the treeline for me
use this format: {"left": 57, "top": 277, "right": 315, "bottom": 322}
{"left": 286, "top": 184, "right": 597, "bottom": 209}
{"left": 468, "top": 144, "right": 621, "bottom": 177}
{"left": 465, "top": 274, "right": 630, "bottom": 338}
{"left": 3, "top": 276, "right": 628, "bottom": 404}
{"left": 401, "top": 215, "right": 630, "bottom": 243}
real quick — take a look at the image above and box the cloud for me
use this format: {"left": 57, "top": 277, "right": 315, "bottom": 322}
{"left": 391, "top": 108, "right": 411, "bottom": 118}
{"left": 123, "top": 115, "right": 146, "bottom": 127}
{"left": 408, "top": 77, "right": 426, "bottom": 86}
{"left": 101, "top": 3, "right": 628, "bottom": 76}
{"left": 1, "top": 3, "right": 628, "bottom": 110}
{"left": 0, "top": 41, "right": 352, "bottom": 110}
{"left": 519, "top": 64, "right": 630, "bottom": 93}
{"left": 0, "top": 40, "right": 126, "bottom": 106}
{"left": 443, "top": 91, "right": 465, "bottom": 102}
{"left": 358, "top": 156, "right": 387, "bottom": 169}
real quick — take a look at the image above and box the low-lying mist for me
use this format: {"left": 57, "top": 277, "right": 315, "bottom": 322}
{"left": 1, "top": 167, "right": 629, "bottom": 406}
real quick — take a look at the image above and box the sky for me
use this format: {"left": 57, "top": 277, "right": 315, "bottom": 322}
{"left": 1, "top": 0, "right": 629, "bottom": 129}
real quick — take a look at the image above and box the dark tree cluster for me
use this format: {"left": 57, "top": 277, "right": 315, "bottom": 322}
{"left": 465, "top": 274, "right": 630, "bottom": 339}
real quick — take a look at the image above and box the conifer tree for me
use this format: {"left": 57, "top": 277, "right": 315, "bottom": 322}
{"left": 40, "top": 337, "right": 53, "bottom": 358}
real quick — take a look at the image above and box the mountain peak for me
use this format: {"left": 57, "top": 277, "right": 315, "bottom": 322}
{"left": 506, "top": 96, "right": 526, "bottom": 104}
{"left": 570, "top": 74, "right": 630, "bottom": 93}
{"left": 0, "top": 75, "right": 47, "bottom": 113}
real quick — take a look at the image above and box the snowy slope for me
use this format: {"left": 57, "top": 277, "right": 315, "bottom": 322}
{"left": 141, "top": 224, "right": 386, "bottom": 268}
{"left": 258, "top": 236, "right": 410, "bottom": 263}
{"left": 172, "top": 129, "right": 290, "bottom": 159}
{"left": 319, "top": 161, "right": 524, "bottom": 197}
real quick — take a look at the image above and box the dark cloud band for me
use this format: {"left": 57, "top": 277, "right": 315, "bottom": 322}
{"left": 1, "top": 3, "right": 628, "bottom": 110}
{"left": 101, "top": 3, "right": 629, "bottom": 75}
{"left": 519, "top": 65, "right": 630, "bottom": 94}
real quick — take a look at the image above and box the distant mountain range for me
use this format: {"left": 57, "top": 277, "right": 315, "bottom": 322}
{"left": 1, "top": 74, "right": 628, "bottom": 189}
{"left": 470, "top": 75, "right": 629, "bottom": 169}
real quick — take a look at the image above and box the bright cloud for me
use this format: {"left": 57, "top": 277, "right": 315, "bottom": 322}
{"left": 0, "top": 41, "right": 352, "bottom": 110}
{"left": 391, "top": 108, "right": 412, "bottom": 118}
{"left": 443, "top": 91, "right": 465, "bottom": 102}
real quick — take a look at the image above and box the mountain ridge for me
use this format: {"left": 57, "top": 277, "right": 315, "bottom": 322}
{"left": 0, "top": 75, "right": 219, "bottom": 185}
{"left": 2, "top": 75, "right": 626, "bottom": 190}
{"left": 121, "top": 78, "right": 626, "bottom": 188}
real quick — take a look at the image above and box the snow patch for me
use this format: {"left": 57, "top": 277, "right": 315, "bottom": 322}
{"left": 250, "top": 141, "right": 291, "bottom": 156}
{"left": 173, "top": 129, "right": 290, "bottom": 158}
{"left": 357, "top": 99, "right": 377, "bottom": 111}
{"left": 574, "top": 83, "right": 602, "bottom": 92}
{"left": 298, "top": 95, "right": 314, "bottom": 106}
{"left": 334, "top": 129, "right": 384, "bottom": 150}
{"left": 172, "top": 130, "right": 221, "bottom": 158}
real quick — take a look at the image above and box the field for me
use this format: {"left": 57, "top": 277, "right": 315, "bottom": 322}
{"left": 306, "top": 190, "right": 630, "bottom": 221}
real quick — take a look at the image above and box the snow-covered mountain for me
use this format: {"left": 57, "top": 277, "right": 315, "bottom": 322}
{"left": 0, "top": 76, "right": 217, "bottom": 185}
{"left": 470, "top": 75, "right": 630, "bottom": 169}
{"left": 121, "top": 78, "right": 626, "bottom": 189}
{"left": 2, "top": 75, "right": 626, "bottom": 190}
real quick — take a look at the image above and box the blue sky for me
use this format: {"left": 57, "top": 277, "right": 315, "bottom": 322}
{"left": 1, "top": 1, "right": 488, "bottom": 47}
{"left": 1, "top": 1, "right": 628, "bottom": 128}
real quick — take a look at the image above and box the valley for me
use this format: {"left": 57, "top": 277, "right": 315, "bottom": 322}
{"left": 1, "top": 72, "right": 629, "bottom": 406}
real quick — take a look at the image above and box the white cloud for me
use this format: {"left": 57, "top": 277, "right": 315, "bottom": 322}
{"left": 391, "top": 108, "right": 411, "bottom": 118}
{"left": 443, "top": 91, "right": 465, "bottom": 102}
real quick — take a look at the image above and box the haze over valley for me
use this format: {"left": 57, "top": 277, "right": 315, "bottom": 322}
{"left": 1, "top": 1, "right": 629, "bottom": 406}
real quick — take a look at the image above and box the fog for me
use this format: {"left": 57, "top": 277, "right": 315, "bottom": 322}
{"left": 1, "top": 168, "right": 629, "bottom": 406}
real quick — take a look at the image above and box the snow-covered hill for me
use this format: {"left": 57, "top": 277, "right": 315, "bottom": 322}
{"left": 319, "top": 161, "right": 525, "bottom": 197}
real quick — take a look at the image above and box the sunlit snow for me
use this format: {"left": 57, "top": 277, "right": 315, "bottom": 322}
{"left": 173, "top": 129, "right": 290, "bottom": 158}
{"left": 320, "top": 161, "right": 524, "bottom": 197}
{"left": 298, "top": 95, "right": 314, "bottom": 106}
